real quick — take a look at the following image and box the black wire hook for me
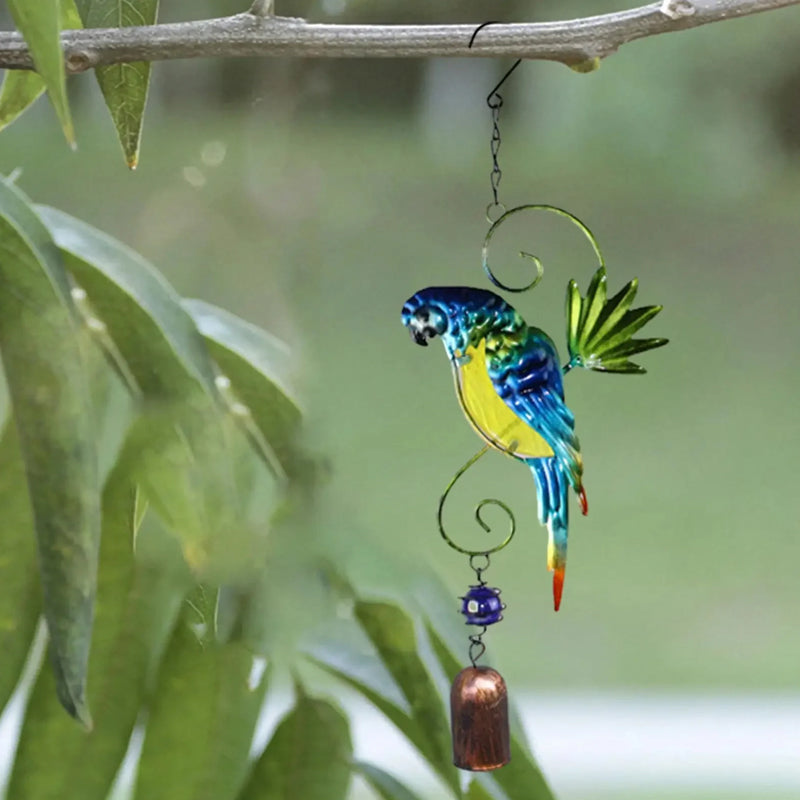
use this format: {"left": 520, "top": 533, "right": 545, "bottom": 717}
{"left": 467, "top": 22, "right": 522, "bottom": 108}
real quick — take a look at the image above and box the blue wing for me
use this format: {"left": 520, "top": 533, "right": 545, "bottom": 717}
{"left": 486, "top": 328, "right": 584, "bottom": 491}
{"left": 486, "top": 326, "right": 587, "bottom": 611}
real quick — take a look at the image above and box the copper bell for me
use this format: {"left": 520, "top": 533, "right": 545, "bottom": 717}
{"left": 450, "top": 666, "right": 511, "bottom": 770}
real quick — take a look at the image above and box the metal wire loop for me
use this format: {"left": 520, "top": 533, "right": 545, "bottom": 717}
{"left": 438, "top": 445, "right": 516, "bottom": 557}
{"left": 469, "top": 552, "right": 490, "bottom": 583}
{"left": 468, "top": 627, "right": 488, "bottom": 667}
{"left": 486, "top": 202, "right": 506, "bottom": 224}
{"left": 482, "top": 203, "right": 607, "bottom": 293}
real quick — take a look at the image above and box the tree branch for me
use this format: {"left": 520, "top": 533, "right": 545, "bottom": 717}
{"left": 0, "top": 0, "right": 797, "bottom": 72}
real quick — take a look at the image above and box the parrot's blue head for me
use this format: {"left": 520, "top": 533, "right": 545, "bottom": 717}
{"left": 401, "top": 289, "right": 450, "bottom": 347}
{"left": 401, "top": 286, "right": 513, "bottom": 351}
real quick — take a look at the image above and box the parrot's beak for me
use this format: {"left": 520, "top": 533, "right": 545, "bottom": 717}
{"left": 409, "top": 326, "right": 429, "bottom": 346}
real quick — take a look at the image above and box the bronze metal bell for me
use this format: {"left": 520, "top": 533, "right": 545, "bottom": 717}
{"left": 450, "top": 665, "right": 511, "bottom": 770}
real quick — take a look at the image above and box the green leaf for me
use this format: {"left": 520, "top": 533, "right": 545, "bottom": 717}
{"left": 308, "top": 651, "right": 420, "bottom": 754}
{"left": 465, "top": 780, "right": 495, "bottom": 800}
{"left": 114, "top": 410, "right": 278, "bottom": 584}
{"left": 489, "top": 741, "right": 555, "bottom": 800}
{"left": 239, "top": 684, "right": 352, "bottom": 800}
{"left": 75, "top": 0, "right": 159, "bottom": 167}
{"left": 356, "top": 762, "right": 424, "bottom": 800}
{"left": 353, "top": 601, "right": 458, "bottom": 794}
{"left": 565, "top": 267, "right": 668, "bottom": 373}
{"left": 599, "top": 336, "right": 669, "bottom": 362}
{"left": 133, "top": 623, "right": 270, "bottom": 800}
{"left": 582, "top": 279, "right": 639, "bottom": 352}
{"left": 183, "top": 299, "right": 302, "bottom": 479}
{"left": 423, "top": 621, "right": 462, "bottom": 682}
{"left": 0, "top": 0, "right": 78, "bottom": 134}
{"left": 0, "top": 178, "right": 99, "bottom": 725}
{"left": 0, "top": 421, "right": 41, "bottom": 713}
{"left": 37, "top": 205, "right": 282, "bottom": 584}
{"left": 423, "top": 623, "right": 556, "bottom": 800}
{"left": 592, "top": 305, "right": 664, "bottom": 351}
{"left": 60, "top": 0, "right": 84, "bottom": 29}
{"left": 0, "top": 71, "right": 46, "bottom": 133}
{"left": 6, "top": 0, "right": 74, "bottom": 145}
{"left": 576, "top": 266, "right": 607, "bottom": 346}
{"left": 565, "top": 279, "right": 582, "bottom": 356}
{"left": 6, "top": 459, "right": 186, "bottom": 800}
{"left": 37, "top": 205, "right": 217, "bottom": 397}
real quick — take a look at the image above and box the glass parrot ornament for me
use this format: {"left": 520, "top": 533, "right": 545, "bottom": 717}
{"left": 402, "top": 267, "right": 667, "bottom": 611}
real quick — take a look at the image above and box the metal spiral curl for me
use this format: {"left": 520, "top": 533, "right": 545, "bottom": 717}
{"left": 437, "top": 445, "right": 516, "bottom": 558}
{"left": 482, "top": 204, "right": 607, "bottom": 293}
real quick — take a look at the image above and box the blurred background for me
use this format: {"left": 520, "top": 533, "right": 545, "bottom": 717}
{"left": 1, "top": 0, "right": 799, "bottom": 797}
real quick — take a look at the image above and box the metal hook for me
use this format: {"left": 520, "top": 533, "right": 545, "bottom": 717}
{"left": 468, "top": 21, "right": 500, "bottom": 48}
{"left": 437, "top": 445, "right": 516, "bottom": 557}
{"left": 467, "top": 23, "right": 522, "bottom": 109}
{"left": 482, "top": 203, "right": 607, "bottom": 293}
{"left": 485, "top": 59, "right": 523, "bottom": 109}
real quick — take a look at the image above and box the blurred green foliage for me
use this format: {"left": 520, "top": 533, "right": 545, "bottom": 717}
{"left": 1, "top": 1, "right": 799, "bottom": 798}
{"left": 3, "top": 24, "right": 798, "bottom": 686}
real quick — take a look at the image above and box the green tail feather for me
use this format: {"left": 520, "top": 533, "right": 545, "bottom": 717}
{"left": 565, "top": 267, "right": 668, "bottom": 373}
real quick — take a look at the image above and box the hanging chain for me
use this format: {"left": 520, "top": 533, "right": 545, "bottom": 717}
{"left": 467, "top": 25, "right": 521, "bottom": 220}
{"left": 483, "top": 59, "right": 521, "bottom": 220}
{"left": 489, "top": 98, "right": 503, "bottom": 208}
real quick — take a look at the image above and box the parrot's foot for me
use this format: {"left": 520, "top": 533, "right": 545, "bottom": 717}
{"left": 579, "top": 486, "right": 588, "bottom": 516}
{"left": 552, "top": 567, "right": 565, "bottom": 612}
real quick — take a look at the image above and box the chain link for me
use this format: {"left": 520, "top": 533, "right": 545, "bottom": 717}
{"left": 484, "top": 58, "right": 521, "bottom": 212}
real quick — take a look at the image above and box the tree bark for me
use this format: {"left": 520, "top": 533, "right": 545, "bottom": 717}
{"left": 0, "top": 0, "right": 797, "bottom": 72}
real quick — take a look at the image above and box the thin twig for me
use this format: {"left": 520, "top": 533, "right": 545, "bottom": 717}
{"left": 0, "top": 0, "right": 797, "bottom": 72}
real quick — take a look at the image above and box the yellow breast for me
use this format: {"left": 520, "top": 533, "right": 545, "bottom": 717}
{"left": 452, "top": 340, "right": 554, "bottom": 459}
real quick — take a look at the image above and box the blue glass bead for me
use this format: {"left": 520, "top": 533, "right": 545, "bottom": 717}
{"left": 460, "top": 585, "right": 505, "bottom": 626}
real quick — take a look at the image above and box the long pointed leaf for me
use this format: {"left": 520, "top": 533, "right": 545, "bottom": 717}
{"left": 576, "top": 266, "right": 607, "bottom": 348}
{"left": 37, "top": 206, "right": 216, "bottom": 396}
{"left": 0, "top": 178, "right": 99, "bottom": 725}
{"left": 133, "top": 624, "right": 270, "bottom": 800}
{"left": 354, "top": 601, "right": 458, "bottom": 794}
{"left": 591, "top": 305, "right": 663, "bottom": 351}
{"left": 75, "top": 0, "right": 159, "bottom": 167}
{"left": 6, "top": 0, "right": 74, "bottom": 144}
{"left": 599, "top": 337, "right": 669, "bottom": 361}
{"left": 0, "top": 421, "right": 41, "bottom": 713}
{"left": 591, "top": 359, "right": 646, "bottom": 374}
{"left": 466, "top": 780, "right": 496, "bottom": 800}
{"left": 7, "top": 459, "right": 186, "bottom": 800}
{"left": 183, "top": 299, "right": 302, "bottom": 480}
{"left": 583, "top": 278, "right": 639, "bottom": 350}
{"left": 356, "top": 762, "right": 425, "bottom": 800}
{"left": 0, "top": 71, "right": 46, "bottom": 133}
{"left": 239, "top": 684, "right": 352, "bottom": 800}
{"left": 0, "top": 0, "right": 82, "bottom": 133}
{"left": 38, "top": 206, "right": 283, "bottom": 584}
{"left": 307, "top": 654, "right": 423, "bottom": 756}
{"left": 565, "top": 279, "right": 582, "bottom": 357}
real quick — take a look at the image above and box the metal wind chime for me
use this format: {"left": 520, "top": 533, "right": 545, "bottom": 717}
{"left": 401, "top": 24, "right": 669, "bottom": 771}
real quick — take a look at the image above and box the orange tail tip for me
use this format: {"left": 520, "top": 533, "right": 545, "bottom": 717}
{"left": 552, "top": 567, "right": 565, "bottom": 612}
{"left": 578, "top": 486, "right": 588, "bottom": 516}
